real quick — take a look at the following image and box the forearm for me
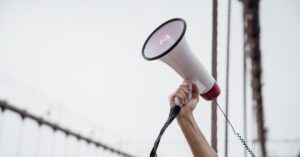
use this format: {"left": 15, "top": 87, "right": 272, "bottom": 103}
{"left": 177, "top": 114, "right": 218, "bottom": 157}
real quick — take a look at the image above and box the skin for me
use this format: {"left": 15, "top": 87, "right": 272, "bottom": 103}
{"left": 169, "top": 80, "right": 218, "bottom": 157}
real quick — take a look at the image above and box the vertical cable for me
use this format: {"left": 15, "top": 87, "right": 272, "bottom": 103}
{"left": 96, "top": 146, "right": 101, "bottom": 157}
{"left": 242, "top": 1, "right": 248, "bottom": 156}
{"left": 0, "top": 111, "right": 5, "bottom": 150}
{"left": 224, "top": 0, "right": 231, "bottom": 156}
{"left": 86, "top": 143, "right": 91, "bottom": 157}
{"left": 63, "top": 135, "right": 69, "bottom": 157}
{"left": 77, "top": 139, "right": 82, "bottom": 157}
{"left": 34, "top": 126, "right": 42, "bottom": 157}
{"left": 211, "top": 0, "right": 218, "bottom": 152}
{"left": 16, "top": 118, "right": 25, "bottom": 157}
{"left": 50, "top": 130, "right": 56, "bottom": 157}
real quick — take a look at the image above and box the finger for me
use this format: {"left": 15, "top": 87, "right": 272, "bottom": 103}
{"left": 179, "top": 86, "right": 189, "bottom": 96}
{"left": 179, "top": 86, "right": 192, "bottom": 101}
{"left": 183, "top": 80, "right": 189, "bottom": 86}
{"left": 177, "top": 90, "right": 187, "bottom": 104}
{"left": 186, "top": 80, "right": 193, "bottom": 98}
{"left": 183, "top": 80, "right": 193, "bottom": 90}
{"left": 182, "top": 79, "right": 193, "bottom": 91}
{"left": 191, "top": 80, "right": 200, "bottom": 98}
{"left": 169, "top": 93, "right": 176, "bottom": 107}
{"left": 175, "top": 92, "right": 186, "bottom": 105}
{"left": 169, "top": 87, "right": 188, "bottom": 106}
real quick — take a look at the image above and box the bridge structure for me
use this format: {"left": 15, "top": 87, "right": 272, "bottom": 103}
{"left": 0, "top": 100, "right": 135, "bottom": 157}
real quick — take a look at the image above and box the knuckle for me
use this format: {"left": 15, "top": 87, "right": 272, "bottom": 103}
{"left": 169, "top": 92, "right": 177, "bottom": 101}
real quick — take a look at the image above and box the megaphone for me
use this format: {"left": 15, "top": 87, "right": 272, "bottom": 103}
{"left": 142, "top": 18, "right": 220, "bottom": 100}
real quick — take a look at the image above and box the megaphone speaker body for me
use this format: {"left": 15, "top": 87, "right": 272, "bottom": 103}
{"left": 142, "top": 18, "right": 220, "bottom": 100}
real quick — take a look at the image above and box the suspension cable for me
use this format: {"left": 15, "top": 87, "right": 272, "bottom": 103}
{"left": 0, "top": 111, "right": 5, "bottom": 151}
{"left": 242, "top": 1, "right": 248, "bottom": 156}
{"left": 224, "top": 0, "right": 232, "bottom": 156}
{"left": 211, "top": 0, "right": 218, "bottom": 152}
{"left": 16, "top": 119, "right": 25, "bottom": 157}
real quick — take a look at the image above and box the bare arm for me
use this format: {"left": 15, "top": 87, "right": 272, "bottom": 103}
{"left": 169, "top": 80, "right": 218, "bottom": 157}
{"left": 177, "top": 112, "right": 217, "bottom": 157}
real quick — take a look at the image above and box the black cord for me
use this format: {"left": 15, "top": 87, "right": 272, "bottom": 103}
{"left": 215, "top": 100, "right": 256, "bottom": 157}
{"left": 150, "top": 105, "right": 181, "bottom": 157}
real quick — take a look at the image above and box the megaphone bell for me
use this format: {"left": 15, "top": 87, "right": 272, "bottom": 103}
{"left": 142, "top": 18, "right": 220, "bottom": 101}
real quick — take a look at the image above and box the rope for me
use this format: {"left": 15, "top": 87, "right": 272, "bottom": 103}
{"left": 211, "top": 0, "right": 218, "bottom": 152}
{"left": 224, "top": 0, "right": 231, "bottom": 156}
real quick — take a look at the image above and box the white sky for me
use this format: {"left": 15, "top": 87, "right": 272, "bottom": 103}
{"left": 0, "top": 0, "right": 299, "bottom": 157}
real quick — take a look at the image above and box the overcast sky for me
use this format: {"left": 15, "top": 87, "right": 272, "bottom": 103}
{"left": 0, "top": 0, "right": 299, "bottom": 157}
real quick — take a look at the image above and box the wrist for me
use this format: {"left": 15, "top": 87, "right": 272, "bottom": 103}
{"left": 177, "top": 111, "right": 194, "bottom": 123}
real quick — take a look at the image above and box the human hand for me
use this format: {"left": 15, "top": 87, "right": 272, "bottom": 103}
{"left": 169, "top": 79, "right": 200, "bottom": 118}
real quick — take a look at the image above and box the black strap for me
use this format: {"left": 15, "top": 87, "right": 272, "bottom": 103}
{"left": 150, "top": 105, "right": 181, "bottom": 157}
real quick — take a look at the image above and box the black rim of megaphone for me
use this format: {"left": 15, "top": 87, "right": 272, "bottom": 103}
{"left": 142, "top": 18, "right": 187, "bottom": 61}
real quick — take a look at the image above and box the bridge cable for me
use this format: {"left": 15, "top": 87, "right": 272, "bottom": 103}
{"left": 224, "top": 0, "right": 232, "bottom": 156}
{"left": 242, "top": 1, "right": 248, "bottom": 156}
{"left": 211, "top": 0, "right": 219, "bottom": 152}
{"left": 16, "top": 119, "right": 25, "bottom": 157}
{"left": 34, "top": 127, "right": 42, "bottom": 157}
{"left": 0, "top": 111, "right": 5, "bottom": 150}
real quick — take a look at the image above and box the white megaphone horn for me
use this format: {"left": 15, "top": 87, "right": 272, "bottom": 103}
{"left": 142, "top": 18, "right": 220, "bottom": 101}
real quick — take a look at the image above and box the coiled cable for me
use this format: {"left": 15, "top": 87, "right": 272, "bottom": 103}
{"left": 216, "top": 100, "right": 256, "bottom": 157}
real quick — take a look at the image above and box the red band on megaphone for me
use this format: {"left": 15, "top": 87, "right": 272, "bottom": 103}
{"left": 200, "top": 83, "right": 221, "bottom": 101}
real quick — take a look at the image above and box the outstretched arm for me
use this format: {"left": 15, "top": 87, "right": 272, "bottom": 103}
{"left": 169, "top": 80, "right": 218, "bottom": 157}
